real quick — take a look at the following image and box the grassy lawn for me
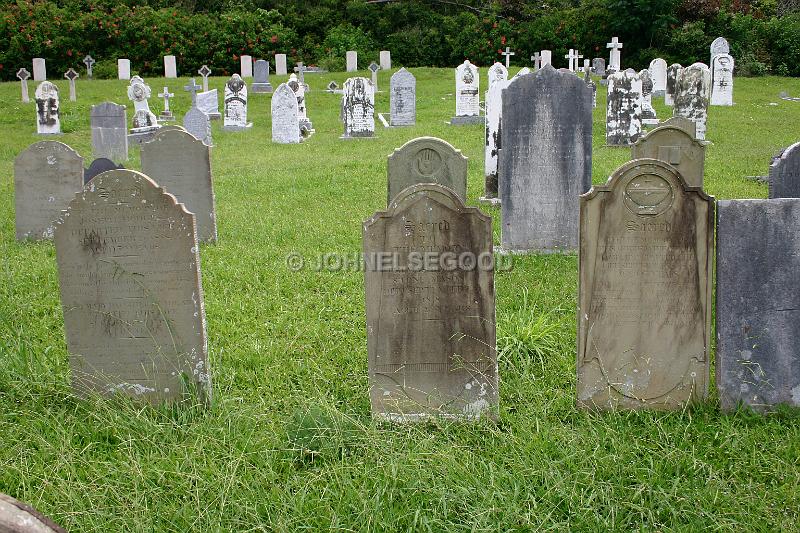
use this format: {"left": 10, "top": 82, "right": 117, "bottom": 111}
{"left": 1, "top": 67, "right": 800, "bottom": 531}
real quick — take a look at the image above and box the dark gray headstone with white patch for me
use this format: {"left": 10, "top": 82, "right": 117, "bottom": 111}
{"left": 673, "top": 62, "right": 711, "bottom": 140}
{"left": 91, "top": 101, "right": 128, "bottom": 163}
{"left": 665, "top": 63, "right": 682, "bottom": 106}
{"left": 605, "top": 69, "right": 642, "bottom": 146}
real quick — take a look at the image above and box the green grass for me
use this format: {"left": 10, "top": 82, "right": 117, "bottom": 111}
{"left": 2, "top": 68, "right": 800, "bottom": 531}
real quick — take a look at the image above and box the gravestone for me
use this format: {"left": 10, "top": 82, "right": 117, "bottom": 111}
{"left": 380, "top": 50, "right": 391, "bottom": 70}
{"left": 577, "top": 159, "right": 714, "bottom": 410}
{"left": 716, "top": 198, "right": 800, "bottom": 412}
{"left": 483, "top": 76, "right": 508, "bottom": 202}
{"left": 275, "top": 53, "right": 288, "bottom": 76}
{"left": 660, "top": 116, "right": 697, "bottom": 137}
{"left": 83, "top": 157, "right": 123, "bottom": 184}
{"left": 592, "top": 57, "right": 606, "bottom": 77}
{"left": 387, "top": 137, "right": 468, "bottom": 204}
{"left": 287, "top": 73, "right": 312, "bottom": 133}
{"left": 83, "top": 55, "right": 95, "bottom": 79}
{"left": 183, "top": 105, "right": 212, "bottom": 146}
{"left": 500, "top": 65, "right": 592, "bottom": 252}
{"left": 363, "top": 183, "right": 498, "bottom": 421}
{"left": 91, "top": 101, "right": 128, "bottom": 163}
{"left": 605, "top": 69, "right": 642, "bottom": 146}
{"left": 531, "top": 52, "right": 541, "bottom": 69}
{"left": 341, "top": 77, "right": 375, "bottom": 138}
{"left": 17, "top": 67, "right": 30, "bottom": 103}
{"left": 487, "top": 62, "right": 508, "bottom": 89}
{"left": 710, "top": 36, "right": 730, "bottom": 65}
{"left": 35, "top": 81, "right": 61, "bottom": 135}
{"left": 240, "top": 55, "right": 252, "bottom": 77}
{"left": 198, "top": 65, "right": 211, "bottom": 92}
{"left": 127, "top": 76, "right": 160, "bottom": 141}
{"left": 346, "top": 50, "right": 358, "bottom": 72}
{"left": 326, "top": 80, "right": 340, "bottom": 93}
{"left": 769, "top": 141, "right": 800, "bottom": 198}
{"left": 140, "top": 129, "right": 217, "bottom": 242}
{"left": 117, "top": 58, "right": 130, "bottom": 80}
{"left": 164, "top": 55, "right": 177, "bottom": 78}
{"left": 54, "top": 169, "right": 211, "bottom": 404}
{"left": 271, "top": 82, "right": 301, "bottom": 144}
{"left": 673, "top": 62, "right": 711, "bottom": 140}
{"left": 14, "top": 141, "right": 83, "bottom": 240}
{"left": 389, "top": 68, "right": 415, "bottom": 126}
{"left": 638, "top": 69, "right": 658, "bottom": 125}
{"left": 583, "top": 65, "right": 597, "bottom": 108}
{"left": 607, "top": 37, "right": 623, "bottom": 71}
{"left": 368, "top": 61, "right": 381, "bottom": 92}
{"left": 513, "top": 67, "right": 531, "bottom": 79}
{"left": 197, "top": 89, "right": 221, "bottom": 120}
{"left": 665, "top": 63, "right": 682, "bottom": 106}
{"left": 252, "top": 59, "right": 273, "bottom": 93}
{"left": 33, "top": 58, "right": 46, "bottom": 81}
{"left": 157, "top": 86, "right": 174, "bottom": 121}
{"left": 649, "top": 58, "right": 667, "bottom": 96}
{"left": 565, "top": 49, "right": 579, "bottom": 71}
{"left": 0, "top": 493, "right": 66, "bottom": 533}
{"left": 64, "top": 68, "right": 78, "bottom": 101}
{"left": 541, "top": 50, "right": 552, "bottom": 67}
{"left": 632, "top": 120, "right": 706, "bottom": 187}
{"left": 710, "top": 53, "right": 734, "bottom": 106}
{"left": 450, "top": 60, "right": 481, "bottom": 125}
{"left": 223, "top": 74, "right": 252, "bottom": 131}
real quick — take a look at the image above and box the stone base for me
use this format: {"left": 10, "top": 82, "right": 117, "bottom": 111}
{"left": 128, "top": 128, "right": 161, "bottom": 144}
{"left": 340, "top": 133, "right": 376, "bottom": 140}
{"left": 642, "top": 118, "right": 660, "bottom": 126}
{"left": 745, "top": 175, "right": 770, "bottom": 183}
{"left": 478, "top": 196, "right": 501, "bottom": 206}
{"left": 653, "top": 90, "right": 665, "bottom": 97}
{"left": 36, "top": 131, "right": 62, "bottom": 136}
{"left": 159, "top": 113, "right": 175, "bottom": 122}
{"left": 495, "top": 246, "right": 577, "bottom": 256}
{"left": 449, "top": 115, "right": 483, "bottom": 125}
{"left": 223, "top": 123, "right": 253, "bottom": 132}
{"left": 251, "top": 83, "right": 273, "bottom": 93}
{"left": 206, "top": 112, "right": 221, "bottom": 120}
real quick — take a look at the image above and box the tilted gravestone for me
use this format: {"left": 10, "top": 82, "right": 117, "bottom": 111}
{"left": 271, "top": 82, "right": 301, "bottom": 144}
{"left": 341, "top": 77, "right": 375, "bottom": 138}
{"left": 716, "top": 199, "right": 800, "bottom": 412}
{"left": 363, "top": 183, "right": 498, "bottom": 421}
{"left": 711, "top": 53, "right": 734, "bottom": 106}
{"left": 14, "top": 141, "right": 83, "bottom": 240}
{"left": 91, "top": 102, "right": 128, "bottom": 163}
{"left": 389, "top": 68, "right": 415, "bottom": 127}
{"left": 499, "top": 65, "right": 592, "bottom": 253}
{"left": 605, "top": 69, "right": 642, "bottom": 146}
{"left": 649, "top": 58, "right": 667, "bottom": 96}
{"left": 673, "top": 62, "right": 711, "bottom": 140}
{"left": 223, "top": 74, "right": 252, "bottom": 131}
{"left": 386, "top": 137, "right": 468, "bottom": 205}
{"left": 577, "top": 159, "right": 714, "bottom": 410}
{"left": 54, "top": 169, "right": 211, "bottom": 404}
{"left": 84, "top": 157, "right": 124, "bottom": 184}
{"left": 35, "top": 81, "right": 61, "bottom": 135}
{"left": 450, "top": 60, "right": 481, "bottom": 124}
{"left": 252, "top": 59, "right": 273, "bottom": 93}
{"left": 483, "top": 76, "right": 509, "bottom": 202}
{"left": 769, "top": 141, "right": 800, "bottom": 198}
{"left": 140, "top": 129, "right": 217, "bottom": 242}
{"left": 632, "top": 120, "right": 706, "bottom": 187}
{"left": 665, "top": 63, "right": 682, "bottom": 106}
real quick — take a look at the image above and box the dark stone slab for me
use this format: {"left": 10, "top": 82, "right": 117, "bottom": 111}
{"left": 769, "top": 141, "right": 800, "bottom": 198}
{"left": 84, "top": 157, "right": 124, "bottom": 184}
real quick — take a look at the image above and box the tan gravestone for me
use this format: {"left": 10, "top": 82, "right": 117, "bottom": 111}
{"left": 386, "top": 137, "right": 468, "bottom": 205}
{"left": 140, "top": 129, "right": 217, "bottom": 242}
{"left": 577, "top": 159, "right": 714, "bottom": 410}
{"left": 14, "top": 141, "right": 83, "bottom": 240}
{"left": 631, "top": 121, "right": 706, "bottom": 187}
{"left": 363, "top": 184, "right": 498, "bottom": 421}
{"left": 0, "top": 493, "right": 66, "bottom": 533}
{"left": 53, "top": 170, "right": 211, "bottom": 404}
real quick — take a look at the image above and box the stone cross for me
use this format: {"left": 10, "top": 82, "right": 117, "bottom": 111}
{"left": 184, "top": 78, "right": 201, "bottom": 105}
{"left": 294, "top": 62, "right": 306, "bottom": 84}
{"left": 565, "top": 49, "right": 579, "bottom": 71}
{"left": 64, "top": 68, "right": 79, "bottom": 101}
{"left": 158, "top": 87, "right": 174, "bottom": 113}
{"left": 531, "top": 52, "right": 541, "bottom": 69}
{"left": 198, "top": 65, "right": 211, "bottom": 92}
{"left": 83, "top": 55, "right": 95, "bottom": 79}
{"left": 17, "top": 67, "right": 30, "bottom": 103}
{"left": 368, "top": 61, "right": 380, "bottom": 91}
{"left": 576, "top": 51, "right": 584, "bottom": 71}
{"left": 607, "top": 36, "right": 623, "bottom": 70}
{"left": 501, "top": 47, "right": 515, "bottom": 68}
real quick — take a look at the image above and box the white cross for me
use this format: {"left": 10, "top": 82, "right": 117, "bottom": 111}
{"left": 607, "top": 36, "right": 623, "bottom": 51}
{"left": 576, "top": 51, "right": 584, "bottom": 71}
{"left": 158, "top": 87, "right": 174, "bottom": 112}
{"left": 606, "top": 37, "right": 623, "bottom": 70}
{"left": 531, "top": 52, "right": 541, "bottom": 69}
{"left": 501, "top": 47, "right": 515, "bottom": 68}
{"left": 565, "top": 49, "right": 579, "bottom": 71}
{"left": 183, "top": 78, "right": 201, "bottom": 105}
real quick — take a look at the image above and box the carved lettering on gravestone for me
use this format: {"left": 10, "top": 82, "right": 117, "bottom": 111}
{"left": 673, "top": 62, "right": 711, "bottom": 140}
{"left": 271, "top": 82, "right": 301, "bottom": 144}
{"left": 665, "top": 63, "right": 682, "bottom": 106}
{"left": 341, "top": 77, "right": 375, "bottom": 138}
{"left": 140, "top": 129, "right": 217, "bottom": 242}
{"left": 649, "top": 58, "right": 667, "bottom": 96}
{"left": 363, "top": 184, "right": 498, "bottom": 421}
{"left": 638, "top": 69, "right": 658, "bottom": 125}
{"left": 632, "top": 121, "right": 706, "bottom": 187}
{"left": 54, "top": 169, "right": 211, "bottom": 404}
{"left": 711, "top": 53, "right": 734, "bottom": 106}
{"left": 35, "top": 81, "right": 61, "bottom": 135}
{"left": 389, "top": 68, "right": 415, "bottom": 126}
{"left": 769, "top": 141, "right": 800, "bottom": 198}
{"left": 387, "top": 137, "right": 468, "bottom": 205}
{"left": 487, "top": 62, "right": 508, "bottom": 89}
{"left": 577, "top": 159, "right": 714, "bottom": 410}
{"left": 484, "top": 77, "right": 508, "bottom": 200}
{"left": 453, "top": 60, "right": 480, "bottom": 119}
{"left": 716, "top": 199, "right": 800, "bottom": 412}
{"left": 499, "top": 65, "right": 592, "bottom": 252}
{"left": 223, "top": 74, "right": 252, "bottom": 131}
{"left": 91, "top": 102, "right": 128, "bottom": 163}
{"left": 606, "top": 69, "right": 642, "bottom": 146}
{"left": 14, "top": 141, "right": 83, "bottom": 240}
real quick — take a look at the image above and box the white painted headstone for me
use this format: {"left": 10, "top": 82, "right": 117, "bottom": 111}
{"left": 164, "top": 55, "right": 177, "bottom": 78}
{"left": 380, "top": 50, "right": 391, "bottom": 70}
{"left": 541, "top": 50, "right": 552, "bottom": 67}
{"left": 487, "top": 62, "right": 508, "bottom": 89}
{"left": 287, "top": 74, "right": 312, "bottom": 132}
{"left": 34, "top": 81, "right": 60, "bottom": 135}
{"left": 451, "top": 60, "right": 480, "bottom": 123}
{"left": 710, "top": 37, "right": 730, "bottom": 65}
{"left": 32, "top": 58, "right": 46, "bottom": 81}
{"left": 605, "top": 69, "right": 642, "bottom": 145}
{"left": 607, "top": 37, "right": 623, "bottom": 71}
{"left": 223, "top": 74, "right": 252, "bottom": 131}
{"left": 341, "top": 77, "right": 375, "bottom": 138}
{"left": 117, "top": 59, "right": 131, "bottom": 80}
{"left": 240, "top": 55, "right": 252, "bottom": 78}
{"left": 649, "top": 58, "right": 667, "bottom": 96}
{"left": 275, "top": 53, "right": 288, "bottom": 76}
{"left": 346, "top": 50, "right": 358, "bottom": 72}
{"left": 484, "top": 76, "right": 509, "bottom": 201}
{"left": 711, "top": 53, "right": 734, "bottom": 106}
{"left": 127, "top": 76, "right": 159, "bottom": 133}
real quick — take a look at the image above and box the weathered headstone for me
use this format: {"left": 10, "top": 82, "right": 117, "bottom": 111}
{"left": 157, "top": 86, "right": 174, "bottom": 122}
{"left": 649, "top": 58, "right": 667, "bottom": 96}
{"left": 584, "top": 65, "right": 597, "bottom": 108}
{"left": 363, "top": 183, "right": 498, "bottom": 421}
{"left": 368, "top": 61, "right": 381, "bottom": 92}
{"left": 577, "top": 159, "right": 714, "bottom": 410}
{"left": 607, "top": 37, "right": 623, "bottom": 71}
{"left": 83, "top": 157, "right": 123, "bottom": 184}
{"left": 183, "top": 105, "right": 213, "bottom": 146}
{"left": 487, "top": 62, "right": 508, "bottom": 89}
{"left": 271, "top": 82, "right": 301, "bottom": 144}
{"left": 240, "top": 55, "right": 252, "bottom": 77}
{"left": 638, "top": 68, "right": 658, "bottom": 125}
{"left": 710, "top": 36, "right": 730, "bottom": 65}
{"left": 252, "top": 59, "right": 273, "bottom": 93}
{"left": 716, "top": 198, "right": 800, "bottom": 412}
{"left": 341, "top": 77, "right": 375, "bottom": 138}
{"left": 223, "top": 74, "right": 252, "bottom": 131}
{"left": 83, "top": 55, "right": 95, "bottom": 79}
{"left": 606, "top": 69, "right": 642, "bottom": 146}
{"left": 91, "top": 102, "right": 128, "bottom": 163}
{"left": 673, "top": 62, "right": 711, "bottom": 140}
{"left": 140, "top": 129, "right": 217, "bottom": 242}
{"left": 17, "top": 67, "right": 30, "bottom": 103}
{"left": 500, "top": 65, "right": 592, "bottom": 252}
{"left": 450, "top": 60, "right": 481, "bottom": 125}
{"left": 387, "top": 137, "right": 468, "bottom": 204}
{"left": 0, "top": 493, "right": 66, "bottom": 533}
{"left": 164, "top": 55, "right": 177, "bottom": 78}
{"left": 631, "top": 120, "right": 706, "bottom": 187}
{"left": 483, "top": 76, "right": 508, "bottom": 202}
{"left": 34, "top": 81, "right": 61, "bottom": 135}
{"left": 513, "top": 67, "right": 531, "bottom": 79}
{"left": 665, "top": 63, "right": 682, "bottom": 106}
{"left": 32, "top": 58, "right": 46, "bottom": 81}
{"left": 14, "top": 141, "right": 83, "bottom": 240}
{"left": 769, "top": 141, "right": 800, "bottom": 198}
{"left": 197, "top": 89, "right": 221, "bottom": 120}
{"left": 710, "top": 53, "right": 734, "bottom": 106}
{"left": 127, "top": 76, "right": 160, "bottom": 141}
{"left": 592, "top": 57, "right": 606, "bottom": 77}
{"left": 117, "top": 58, "right": 130, "bottom": 80}
{"left": 275, "top": 53, "right": 288, "bottom": 76}
{"left": 64, "top": 68, "right": 79, "bottom": 102}
{"left": 541, "top": 50, "right": 552, "bottom": 67}
{"left": 198, "top": 64, "right": 211, "bottom": 92}
{"left": 287, "top": 73, "right": 312, "bottom": 133}
{"left": 346, "top": 50, "right": 358, "bottom": 72}
{"left": 380, "top": 50, "right": 391, "bottom": 70}
{"left": 389, "top": 68, "right": 415, "bottom": 126}
{"left": 54, "top": 169, "right": 211, "bottom": 404}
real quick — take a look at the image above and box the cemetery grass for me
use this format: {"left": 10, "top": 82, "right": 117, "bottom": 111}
{"left": 1, "top": 69, "right": 800, "bottom": 532}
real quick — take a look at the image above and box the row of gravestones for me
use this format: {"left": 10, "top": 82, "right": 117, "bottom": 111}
{"left": 338, "top": 68, "right": 418, "bottom": 138}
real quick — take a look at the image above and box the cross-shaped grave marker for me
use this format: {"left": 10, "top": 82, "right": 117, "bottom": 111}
{"left": 368, "top": 61, "right": 380, "bottom": 91}
{"left": 83, "top": 55, "right": 95, "bottom": 79}
{"left": 184, "top": 78, "right": 201, "bottom": 106}
{"left": 607, "top": 36, "right": 623, "bottom": 70}
{"left": 17, "top": 67, "right": 30, "bottom": 103}
{"left": 158, "top": 86, "right": 175, "bottom": 120}
{"left": 64, "top": 68, "right": 79, "bottom": 101}
{"left": 198, "top": 65, "right": 211, "bottom": 92}
{"left": 326, "top": 80, "right": 339, "bottom": 93}
{"left": 576, "top": 51, "right": 584, "bottom": 71}
{"left": 565, "top": 49, "right": 579, "bottom": 71}
{"left": 501, "top": 47, "right": 515, "bottom": 68}
{"left": 531, "top": 52, "right": 541, "bottom": 70}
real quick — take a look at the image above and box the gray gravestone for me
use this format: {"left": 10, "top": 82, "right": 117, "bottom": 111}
{"left": 483, "top": 75, "right": 508, "bottom": 202}
{"left": 157, "top": 87, "right": 175, "bottom": 122}
{"left": 665, "top": 63, "right": 682, "bottom": 106}
{"left": 673, "top": 62, "right": 711, "bottom": 140}
{"left": 14, "top": 141, "right": 83, "bottom": 240}
{"left": 638, "top": 69, "right": 658, "bottom": 125}
{"left": 271, "top": 82, "right": 301, "bottom": 144}
{"left": 84, "top": 157, "right": 123, "bottom": 184}
{"left": 389, "top": 68, "right": 415, "bottom": 126}
{"left": 64, "top": 68, "right": 78, "bottom": 102}
{"left": 363, "top": 183, "right": 498, "bottom": 421}
{"left": 35, "top": 81, "right": 61, "bottom": 135}
{"left": 769, "top": 141, "right": 800, "bottom": 198}
{"left": 197, "top": 89, "right": 221, "bottom": 120}
{"left": 140, "top": 129, "right": 217, "bottom": 242}
{"left": 341, "top": 77, "right": 375, "bottom": 138}
{"left": 716, "top": 198, "right": 800, "bottom": 412}
{"left": 606, "top": 69, "right": 642, "bottom": 146}
{"left": 183, "top": 106, "right": 212, "bottom": 146}
{"left": 386, "top": 137, "right": 468, "bottom": 205}
{"left": 632, "top": 121, "right": 706, "bottom": 187}
{"left": 91, "top": 102, "right": 128, "bottom": 163}
{"left": 252, "top": 59, "right": 273, "bottom": 93}
{"left": 0, "top": 493, "right": 66, "bottom": 533}
{"left": 54, "top": 169, "right": 211, "bottom": 404}
{"left": 578, "top": 159, "right": 714, "bottom": 410}
{"left": 198, "top": 65, "right": 211, "bottom": 92}
{"left": 592, "top": 57, "right": 606, "bottom": 77}
{"left": 500, "top": 65, "right": 592, "bottom": 252}
{"left": 17, "top": 67, "right": 30, "bottom": 103}
{"left": 368, "top": 61, "right": 380, "bottom": 92}
{"left": 83, "top": 55, "right": 95, "bottom": 79}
